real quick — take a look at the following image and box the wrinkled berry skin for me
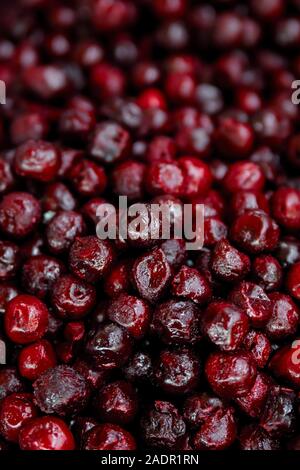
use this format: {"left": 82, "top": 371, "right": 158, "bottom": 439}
{"left": 229, "top": 281, "right": 272, "bottom": 327}
{"left": 193, "top": 407, "right": 237, "bottom": 450}
{"left": 259, "top": 386, "right": 296, "bottom": 438}
{"left": 183, "top": 393, "right": 224, "bottom": 429}
{"left": 154, "top": 348, "right": 200, "bottom": 395}
{"left": 230, "top": 210, "right": 280, "bottom": 254}
{"left": 69, "top": 236, "right": 114, "bottom": 283}
{"left": 19, "top": 416, "right": 75, "bottom": 450}
{"left": 252, "top": 255, "right": 282, "bottom": 291}
{"left": 89, "top": 121, "right": 131, "bottom": 164}
{"left": 132, "top": 248, "right": 171, "bottom": 304}
{"left": 2, "top": 0, "right": 300, "bottom": 454}
{"left": 51, "top": 274, "right": 96, "bottom": 320}
{"left": 239, "top": 425, "right": 280, "bottom": 450}
{"left": 171, "top": 266, "right": 212, "bottom": 304}
{"left": 141, "top": 401, "right": 186, "bottom": 450}
{"left": 151, "top": 299, "right": 202, "bottom": 345}
{"left": 211, "top": 239, "right": 250, "bottom": 282}
{"left": 21, "top": 255, "right": 65, "bottom": 299}
{"left": 107, "top": 293, "right": 151, "bottom": 340}
{"left": 94, "top": 380, "right": 138, "bottom": 424}
{"left": 202, "top": 301, "right": 249, "bottom": 352}
{"left": 46, "top": 211, "right": 86, "bottom": 255}
{"left": 14, "top": 140, "right": 61, "bottom": 182}
{"left": 0, "top": 367, "right": 24, "bottom": 401}
{"left": 265, "top": 293, "right": 299, "bottom": 341}
{"left": 0, "top": 192, "right": 41, "bottom": 239}
{"left": 85, "top": 322, "right": 132, "bottom": 370}
{"left": 0, "top": 240, "right": 20, "bottom": 281}
{"left": 33, "top": 365, "right": 90, "bottom": 416}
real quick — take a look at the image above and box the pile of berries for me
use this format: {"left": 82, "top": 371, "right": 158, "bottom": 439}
{"left": 1, "top": 0, "right": 300, "bottom": 451}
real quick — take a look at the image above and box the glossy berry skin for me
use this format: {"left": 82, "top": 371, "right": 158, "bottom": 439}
{"left": 223, "top": 161, "right": 265, "bottom": 193}
{"left": 89, "top": 122, "right": 130, "bottom": 164}
{"left": 46, "top": 211, "right": 86, "bottom": 255}
{"left": 259, "top": 386, "right": 296, "bottom": 438}
{"left": 94, "top": 380, "right": 138, "bottom": 424}
{"left": 252, "top": 254, "right": 282, "bottom": 291}
{"left": 230, "top": 209, "right": 280, "bottom": 254}
{"left": 14, "top": 140, "right": 60, "bottom": 182}
{"left": 123, "top": 351, "right": 153, "bottom": 385}
{"left": 179, "top": 157, "right": 212, "bottom": 199}
{"left": 5, "top": 295, "right": 49, "bottom": 345}
{"left": 276, "top": 236, "right": 300, "bottom": 268}
{"left": 244, "top": 330, "right": 271, "bottom": 368}
{"left": 33, "top": 365, "right": 90, "bottom": 416}
{"left": 0, "top": 157, "right": 14, "bottom": 194}
{"left": 83, "top": 424, "right": 136, "bottom": 451}
{"left": 18, "top": 340, "right": 56, "bottom": 381}
{"left": 239, "top": 424, "right": 280, "bottom": 450}
{"left": 103, "top": 260, "right": 131, "bottom": 298}
{"left": 230, "top": 191, "right": 269, "bottom": 218}
{"left": 151, "top": 299, "right": 202, "bottom": 345}
{"left": 211, "top": 239, "right": 250, "bottom": 282}
{"left": 73, "top": 360, "right": 107, "bottom": 391}
{"left": 0, "top": 192, "right": 41, "bottom": 239}
{"left": 265, "top": 292, "right": 299, "bottom": 341}
{"left": 19, "top": 416, "right": 75, "bottom": 450}
{"left": 21, "top": 255, "right": 65, "bottom": 299}
{"left": 205, "top": 351, "right": 257, "bottom": 399}
{"left": 215, "top": 118, "right": 254, "bottom": 159}
{"left": 202, "top": 301, "right": 249, "bottom": 352}
{"left": 85, "top": 322, "right": 132, "bottom": 370}
{"left": 193, "top": 407, "right": 237, "bottom": 451}
{"left": 69, "top": 236, "right": 114, "bottom": 283}
{"left": 0, "top": 393, "right": 37, "bottom": 442}
{"left": 106, "top": 294, "right": 151, "bottom": 340}
{"left": 235, "top": 372, "right": 270, "bottom": 418}
{"left": 229, "top": 281, "right": 272, "bottom": 327}
{"left": 51, "top": 274, "right": 96, "bottom": 320}
{"left": 132, "top": 248, "right": 171, "bottom": 304}
{"left": 272, "top": 187, "right": 300, "bottom": 231}
{"left": 286, "top": 262, "right": 300, "bottom": 301}
{"left": 154, "top": 348, "right": 200, "bottom": 395}
{"left": 171, "top": 266, "right": 211, "bottom": 305}
{"left": 269, "top": 341, "right": 300, "bottom": 388}
{"left": 64, "top": 322, "right": 85, "bottom": 343}
{"left": 141, "top": 401, "right": 186, "bottom": 450}
{"left": 183, "top": 393, "right": 224, "bottom": 428}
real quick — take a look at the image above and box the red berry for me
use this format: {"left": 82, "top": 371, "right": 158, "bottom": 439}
{"left": 18, "top": 339, "right": 56, "bottom": 381}
{"left": 5, "top": 294, "right": 49, "bottom": 344}
{"left": 19, "top": 416, "right": 75, "bottom": 450}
